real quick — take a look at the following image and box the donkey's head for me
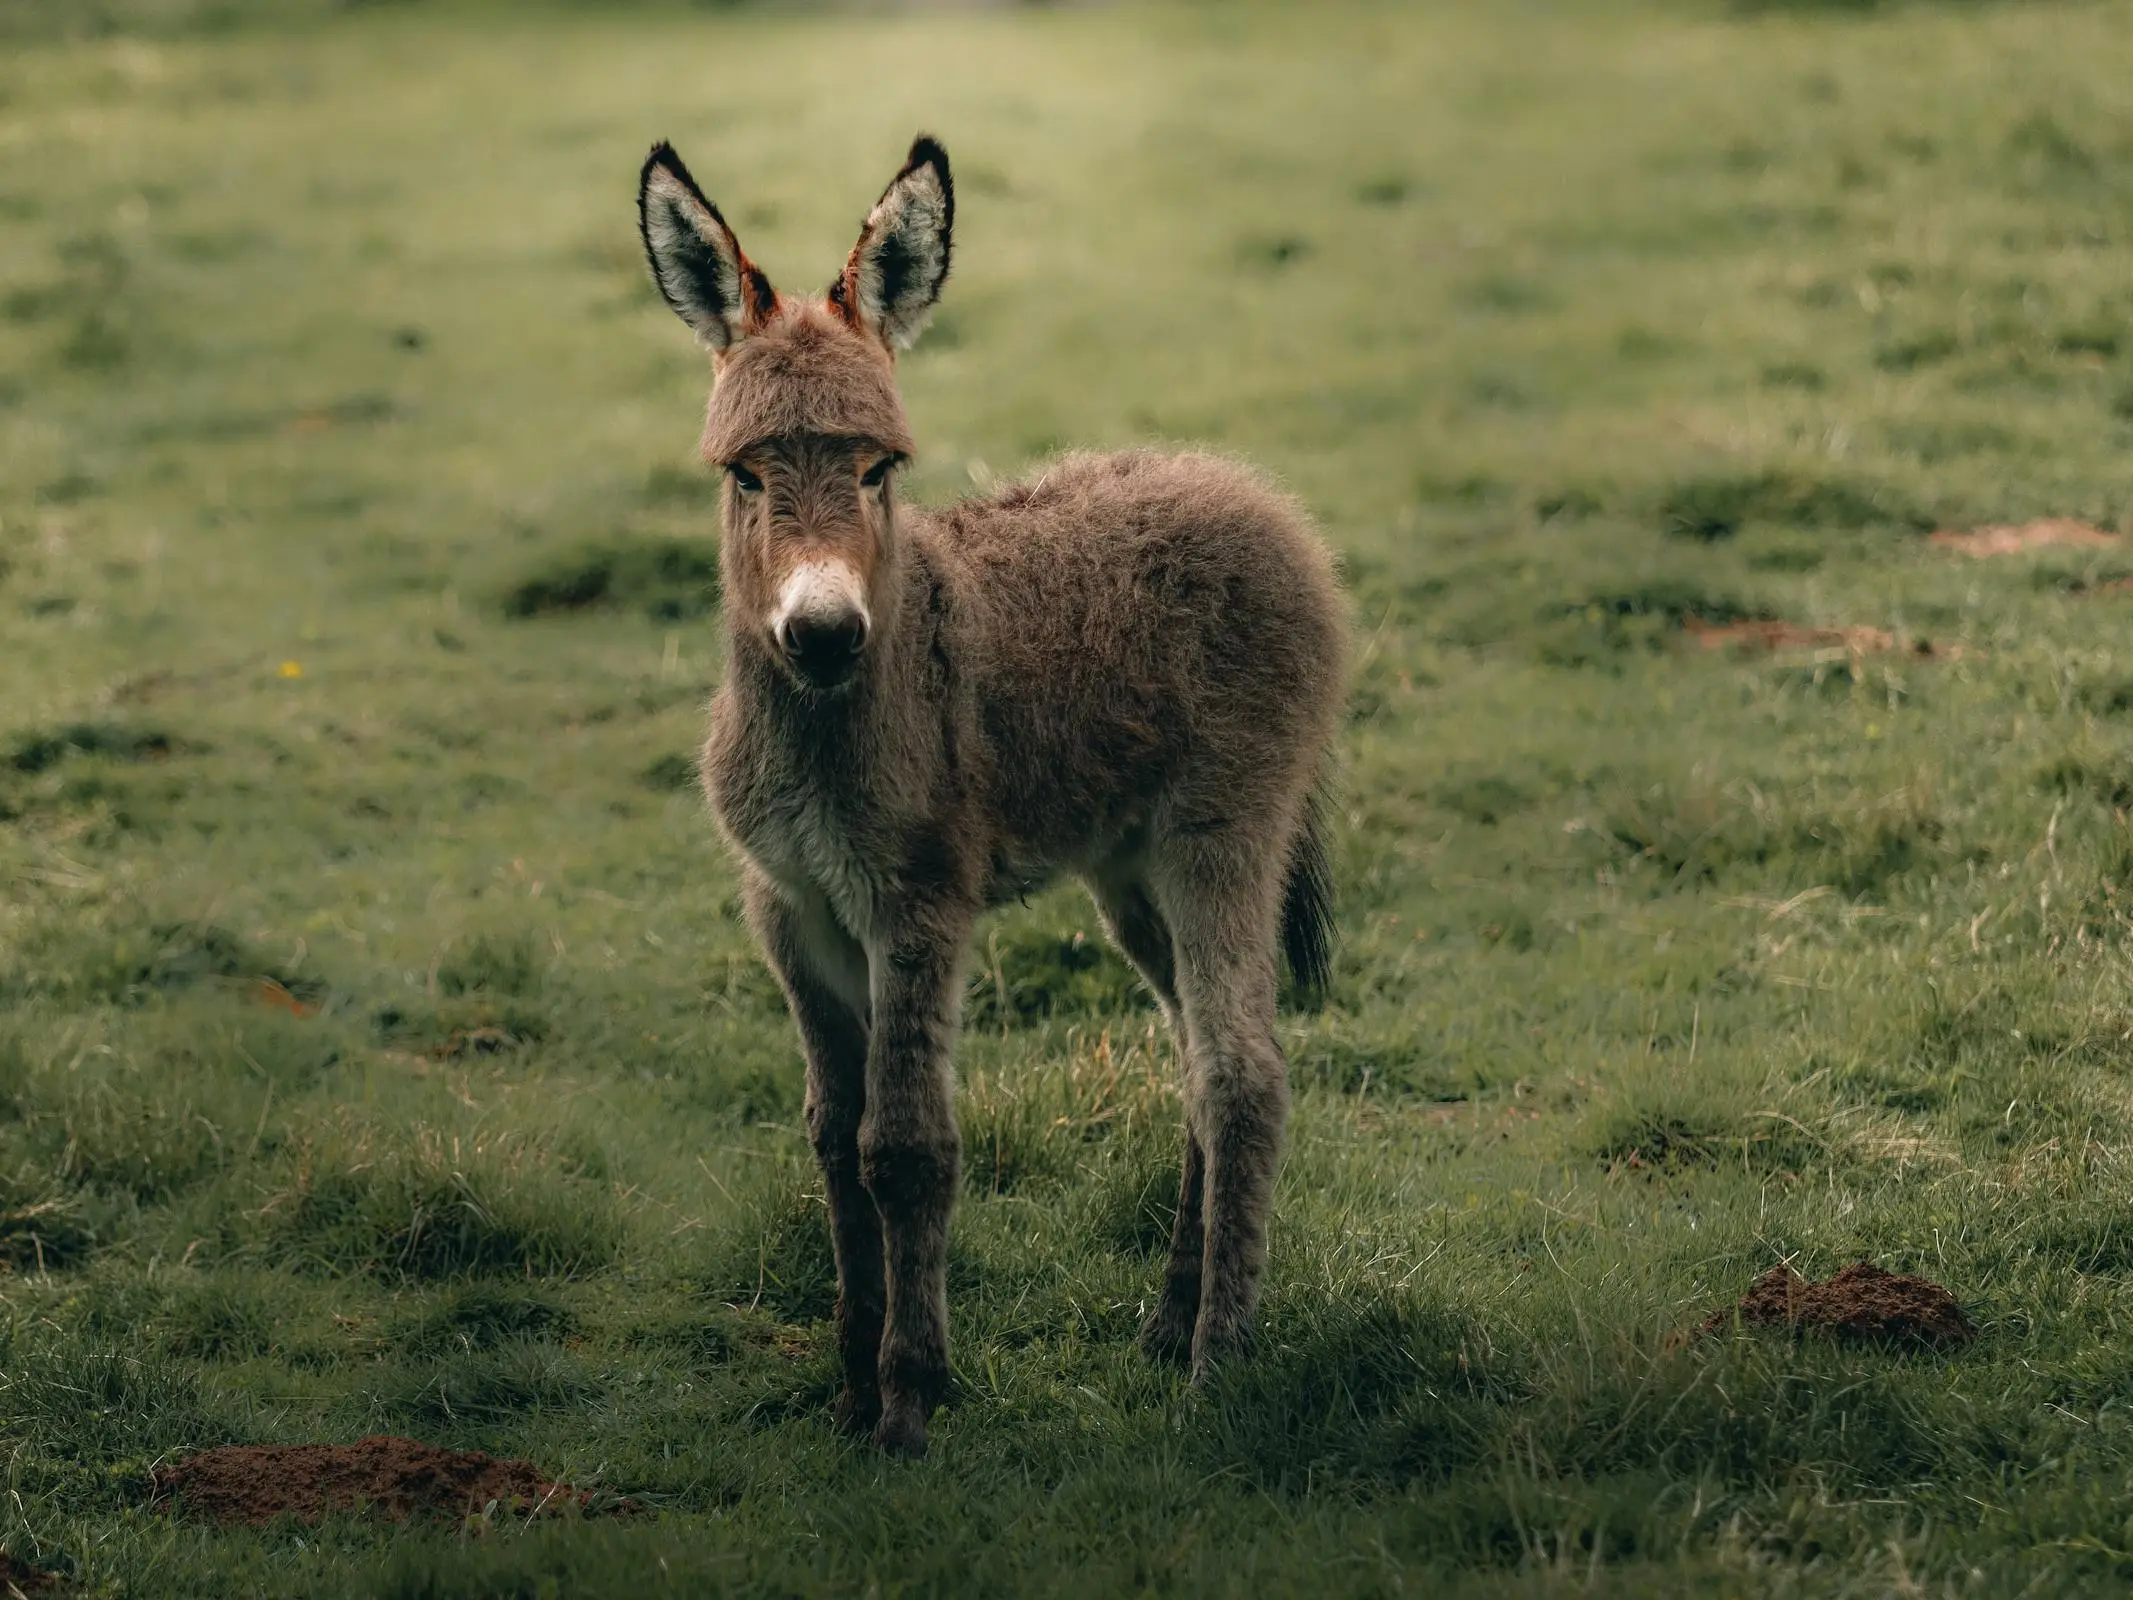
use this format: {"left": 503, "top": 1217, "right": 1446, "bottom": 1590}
{"left": 638, "top": 136, "right": 954, "bottom": 692}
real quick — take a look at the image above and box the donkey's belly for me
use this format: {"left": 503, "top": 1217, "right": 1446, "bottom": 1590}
{"left": 981, "top": 844, "right": 1056, "bottom": 908}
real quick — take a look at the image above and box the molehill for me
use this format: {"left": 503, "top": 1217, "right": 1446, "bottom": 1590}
{"left": 1700, "top": 1261, "right": 1975, "bottom": 1347}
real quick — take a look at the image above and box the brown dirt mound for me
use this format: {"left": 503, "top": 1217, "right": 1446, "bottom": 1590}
{"left": 1929, "top": 518, "right": 2116, "bottom": 557}
{"left": 1699, "top": 1261, "right": 1975, "bottom": 1347}
{"left": 152, "top": 1435, "right": 625, "bottom": 1527}
{"left": 0, "top": 1551, "right": 60, "bottom": 1595}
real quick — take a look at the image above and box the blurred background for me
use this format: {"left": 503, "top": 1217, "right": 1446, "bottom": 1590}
{"left": 5, "top": 1, "right": 2133, "bottom": 1594}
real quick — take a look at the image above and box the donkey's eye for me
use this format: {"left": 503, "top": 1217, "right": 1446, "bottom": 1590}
{"left": 727, "top": 463, "right": 764, "bottom": 494}
{"left": 860, "top": 457, "right": 895, "bottom": 490}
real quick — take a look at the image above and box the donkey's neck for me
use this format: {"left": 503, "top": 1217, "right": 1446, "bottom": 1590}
{"left": 727, "top": 630, "right": 884, "bottom": 762}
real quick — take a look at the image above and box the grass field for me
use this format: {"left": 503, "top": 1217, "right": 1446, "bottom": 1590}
{"left": 5, "top": 0, "right": 2133, "bottom": 1592}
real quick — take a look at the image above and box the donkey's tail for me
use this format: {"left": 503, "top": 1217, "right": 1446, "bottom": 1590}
{"left": 1280, "top": 778, "right": 1337, "bottom": 1007}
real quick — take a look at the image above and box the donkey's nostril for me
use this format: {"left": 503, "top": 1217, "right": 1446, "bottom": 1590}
{"left": 779, "top": 611, "right": 868, "bottom": 683}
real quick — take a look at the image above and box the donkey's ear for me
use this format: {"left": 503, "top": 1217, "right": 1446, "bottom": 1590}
{"left": 831, "top": 135, "right": 954, "bottom": 351}
{"left": 638, "top": 142, "right": 777, "bottom": 353}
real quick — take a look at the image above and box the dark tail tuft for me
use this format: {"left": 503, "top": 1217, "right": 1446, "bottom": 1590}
{"left": 1281, "top": 780, "right": 1337, "bottom": 1007}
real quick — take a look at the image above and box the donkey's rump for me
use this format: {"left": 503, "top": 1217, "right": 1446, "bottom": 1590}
{"left": 932, "top": 449, "right": 1345, "bottom": 854}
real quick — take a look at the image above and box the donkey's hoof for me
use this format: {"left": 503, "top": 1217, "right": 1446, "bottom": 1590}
{"left": 1187, "top": 1325, "right": 1255, "bottom": 1386}
{"left": 1137, "top": 1304, "right": 1196, "bottom": 1367}
{"left": 831, "top": 1384, "right": 882, "bottom": 1437}
{"left": 873, "top": 1404, "right": 930, "bottom": 1459}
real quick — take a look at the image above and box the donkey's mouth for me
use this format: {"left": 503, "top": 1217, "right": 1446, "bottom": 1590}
{"left": 789, "top": 654, "right": 862, "bottom": 693}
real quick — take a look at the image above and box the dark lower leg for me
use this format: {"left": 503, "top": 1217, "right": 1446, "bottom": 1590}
{"left": 1091, "top": 874, "right": 1207, "bottom": 1364}
{"left": 1147, "top": 825, "right": 1304, "bottom": 1378}
{"left": 749, "top": 873, "right": 881, "bottom": 1435}
{"left": 860, "top": 905, "right": 972, "bottom": 1458}
{"left": 819, "top": 1147, "right": 885, "bottom": 1433}
{"left": 1191, "top": 1058, "right": 1287, "bottom": 1377}
{"left": 1140, "top": 1131, "right": 1206, "bottom": 1362}
{"left": 864, "top": 1140, "right": 957, "bottom": 1456}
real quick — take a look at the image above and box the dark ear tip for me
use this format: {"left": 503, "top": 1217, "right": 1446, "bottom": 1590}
{"left": 904, "top": 133, "right": 951, "bottom": 183}
{"left": 640, "top": 141, "right": 729, "bottom": 232}
{"left": 641, "top": 140, "right": 700, "bottom": 193}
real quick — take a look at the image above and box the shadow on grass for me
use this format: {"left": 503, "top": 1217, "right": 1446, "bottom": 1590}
{"left": 1587, "top": 777, "right": 1974, "bottom": 900}
{"left": 1586, "top": 1102, "right": 1831, "bottom": 1178}
{"left": 0, "top": 1338, "right": 220, "bottom": 1513}
{"left": 257, "top": 1126, "right": 622, "bottom": 1281}
{"left": 399, "top": 1283, "right": 580, "bottom": 1357}
{"left": 500, "top": 538, "right": 718, "bottom": 622}
{"left": 1196, "top": 1290, "right": 1513, "bottom": 1492}
{"left": 7, "top": 919, "right": 324, "bottom": 1010}
{"left": 387, "top": 1340, "right": 606, "bottom": 1425}
{"left": 1656, "top": 470, "right": 1930, "bottom": 543}
{"left": 699, "top": 1178, "right": 838, "bottom": 1326}
{"left": 964, "top": 925, "right": 1150, "bottom": 1031}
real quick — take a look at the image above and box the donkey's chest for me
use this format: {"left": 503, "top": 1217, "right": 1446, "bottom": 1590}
{"left": 706, "top": 719, "right": 886, "bottom": 935}
{"left": 755, "top": 794, "right": 883, "bottom": 931}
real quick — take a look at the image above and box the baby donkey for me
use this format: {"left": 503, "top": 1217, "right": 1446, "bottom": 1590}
{"left": 638, "top": 135, "right": 1348, "bottom": 1457}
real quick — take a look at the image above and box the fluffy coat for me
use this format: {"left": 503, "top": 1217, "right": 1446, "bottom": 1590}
{"left": 639, "top": 135, "right": 1348, "bottom": 1457}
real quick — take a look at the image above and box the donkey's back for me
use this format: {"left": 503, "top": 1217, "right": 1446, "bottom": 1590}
{"left": 926, "top": 448, "right": 1344, "bottom": 878}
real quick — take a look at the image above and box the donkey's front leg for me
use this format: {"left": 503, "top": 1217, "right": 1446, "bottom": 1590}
{"left": 743, "top": 872, "right": 884, "bottom": 1435}
{"left": 859, "top": 900, "right": 971, "bottom": 1458}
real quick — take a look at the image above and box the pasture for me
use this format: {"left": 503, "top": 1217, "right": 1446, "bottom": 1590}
{"left": 3, "top": 0, "right": 2133, "bottom": 1592}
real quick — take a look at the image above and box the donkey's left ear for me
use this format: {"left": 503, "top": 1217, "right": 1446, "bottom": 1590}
{"left": 831, "top": 135, "right": 954, "bottom": 352}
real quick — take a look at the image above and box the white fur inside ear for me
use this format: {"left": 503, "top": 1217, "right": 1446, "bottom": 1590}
{"left": 855, "top": 166, "right": 950, "bottom": 350}
{"left": 642, "top": 165, "right": 744, "bottom": 351}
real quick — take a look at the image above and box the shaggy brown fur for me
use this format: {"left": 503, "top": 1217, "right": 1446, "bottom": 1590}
{"left": 638, "top": 136, "right": 1348, "bottom": 1458}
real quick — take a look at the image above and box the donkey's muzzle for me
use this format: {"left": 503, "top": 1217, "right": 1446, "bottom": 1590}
{"left": 777, "top": 610, "right": 868, "bottom": 688}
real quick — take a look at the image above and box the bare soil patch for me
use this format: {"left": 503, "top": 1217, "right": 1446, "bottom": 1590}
{"left": 1699, "top": 1262, "right": 1975, "bottom": 1347}
{"left": 1681, "top": 618, "right": 1957, "bottom": 657}
{"left": 1685, "top": 618, "right": 1894, "bottom": 653}
{"left": 152, "top": 1435, "right": 627, "bottom": 1527}
{"left": 1929, "top": 518, "right": 2116, "bottom": 557}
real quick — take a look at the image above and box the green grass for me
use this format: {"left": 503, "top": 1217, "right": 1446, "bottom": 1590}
{"left": 4, "top": 0, "right": 2133, "bottom": 1592}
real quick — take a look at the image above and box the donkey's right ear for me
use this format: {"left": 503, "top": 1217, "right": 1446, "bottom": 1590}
{"left": 638, "top": 142, "right": 778, "bottom": 353}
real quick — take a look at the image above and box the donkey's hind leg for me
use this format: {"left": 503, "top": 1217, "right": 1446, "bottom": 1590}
{"left": 1149, "top": 835, "right": 1293, "bottom": 1379}
{"left": 743, "top": 871, "right": 884, "bottom": 1436}
{"left": 1089, "top": 871, "right": 1201, "bottom": 1364}
{"left": 1089, "top": 868, "right": 1179, "bottom": 1028}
